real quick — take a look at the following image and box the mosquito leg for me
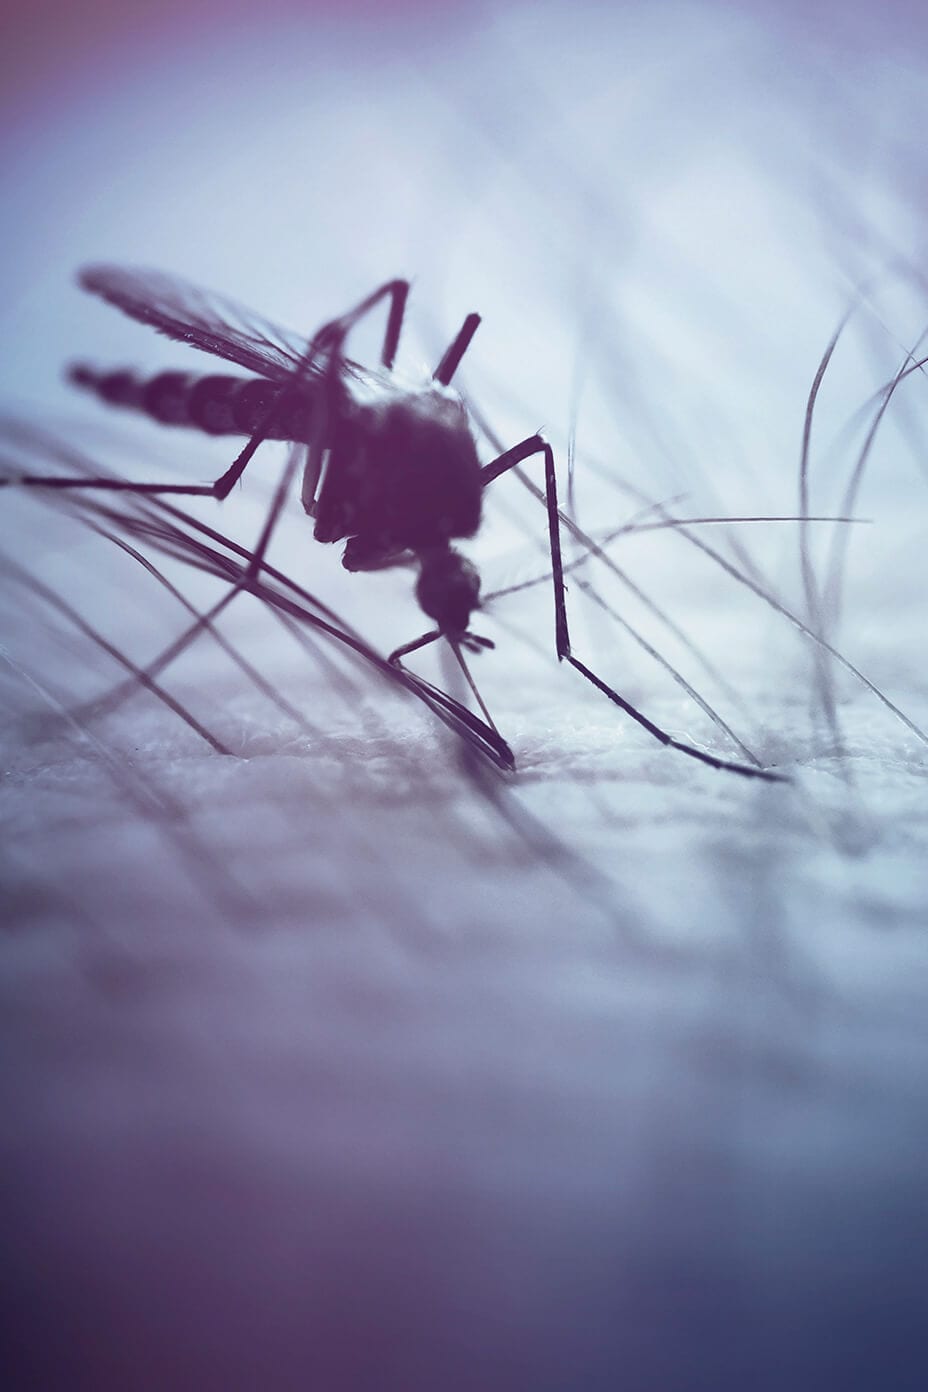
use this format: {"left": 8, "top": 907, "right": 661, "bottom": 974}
{"left": 102, "top": 447, "right": 305, "bottom": 705}
{"left": 0, "top": 474, "right": 216, "bottom": 496}
{"left": 481, "top": 434, "right": 788, "bottom": 783}
{"left": 144, "top": 279, "right": 412, "bottom": 504}
{"left": 215, "top": 278, "right": 410, "bottom": 514}
{"left": 379, "top": 280, "right": 409, "bottom": 370}
{"left": 295, "top": 278, "right": 412, "bottom": 519}
{"left": 90, "top": 520, "right": 317, "bottom": 735}
{"left": 0, "top": 551, "right": 232, "bottom": 754}
{"left": 112, "top": 589, "right": 243, "bottom": 708}
{"left": 434, "top": 314, "right": 481, "bottom": 386}
{"left": 211, "top": 414, "right": 282, "bottom": 499}
{"left": 388, "top": 629, "right": 441, "bottom": 666}
{"left": 243, "top": 445, "right": 304, "bottom": 578}
{"left": 1, "top": 405, "right": 283, "bottom": 503}
{"left": 314, "top": 279, "right": 410, "bottom": 370}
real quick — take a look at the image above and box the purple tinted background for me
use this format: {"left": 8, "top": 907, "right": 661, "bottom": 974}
{"left": 2, "top": 2, "right": 928, "bottom": 1389}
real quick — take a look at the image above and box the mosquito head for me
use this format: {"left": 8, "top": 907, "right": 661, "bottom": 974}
{"left": 415, "top": 546, "right": 480, "bottom": 637}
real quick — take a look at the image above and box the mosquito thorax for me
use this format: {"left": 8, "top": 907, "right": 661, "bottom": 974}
{"left": 415, "top": 546, "right": 481, "bottom": 635}
{"left": 319, "top": 376, "right": 483, "bottom": 553}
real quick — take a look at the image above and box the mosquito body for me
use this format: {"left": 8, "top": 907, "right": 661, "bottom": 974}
{"left": 69, "top": 363, "right": 314, "bottom": 445}
{"left": 2, "top": 264, "right": 787, "bottom": 781}
{"left": 71, "top": 355, "right": 486, "bottom": 637}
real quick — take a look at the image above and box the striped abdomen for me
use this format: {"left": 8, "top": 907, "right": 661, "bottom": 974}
{"left": 68, "top": 365, "right": 316, "bottom": 444}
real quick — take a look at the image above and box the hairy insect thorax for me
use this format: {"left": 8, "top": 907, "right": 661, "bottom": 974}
{"left": 71, "top": 361, "right": 486, "bottom": 633}
{"left": 312, "top": 381, "right": 485, "bottom": 635}
{"left": 313, "top": 383, "right": 483, "bottom": 556}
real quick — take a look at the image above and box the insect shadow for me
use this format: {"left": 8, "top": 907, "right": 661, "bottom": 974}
{"left": 2, "top": 266, "right": 789, "bottom": 780}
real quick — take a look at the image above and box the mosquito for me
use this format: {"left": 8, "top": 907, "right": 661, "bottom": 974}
{"left": 3, "top": 265, "right": 786, "bottom": 781}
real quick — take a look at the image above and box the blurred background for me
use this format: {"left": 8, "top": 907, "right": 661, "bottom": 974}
{"left": 2, "top": 2, "right": 927, "bottom": 1388}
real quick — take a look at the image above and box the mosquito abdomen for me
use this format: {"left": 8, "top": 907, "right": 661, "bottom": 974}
{"left": 68, "top": 364, "right": 315, "bottom": 443}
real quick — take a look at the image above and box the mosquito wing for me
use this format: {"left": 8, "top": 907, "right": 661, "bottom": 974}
{"left": 79, "top": 264, "right": 360, "bottom": 385}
